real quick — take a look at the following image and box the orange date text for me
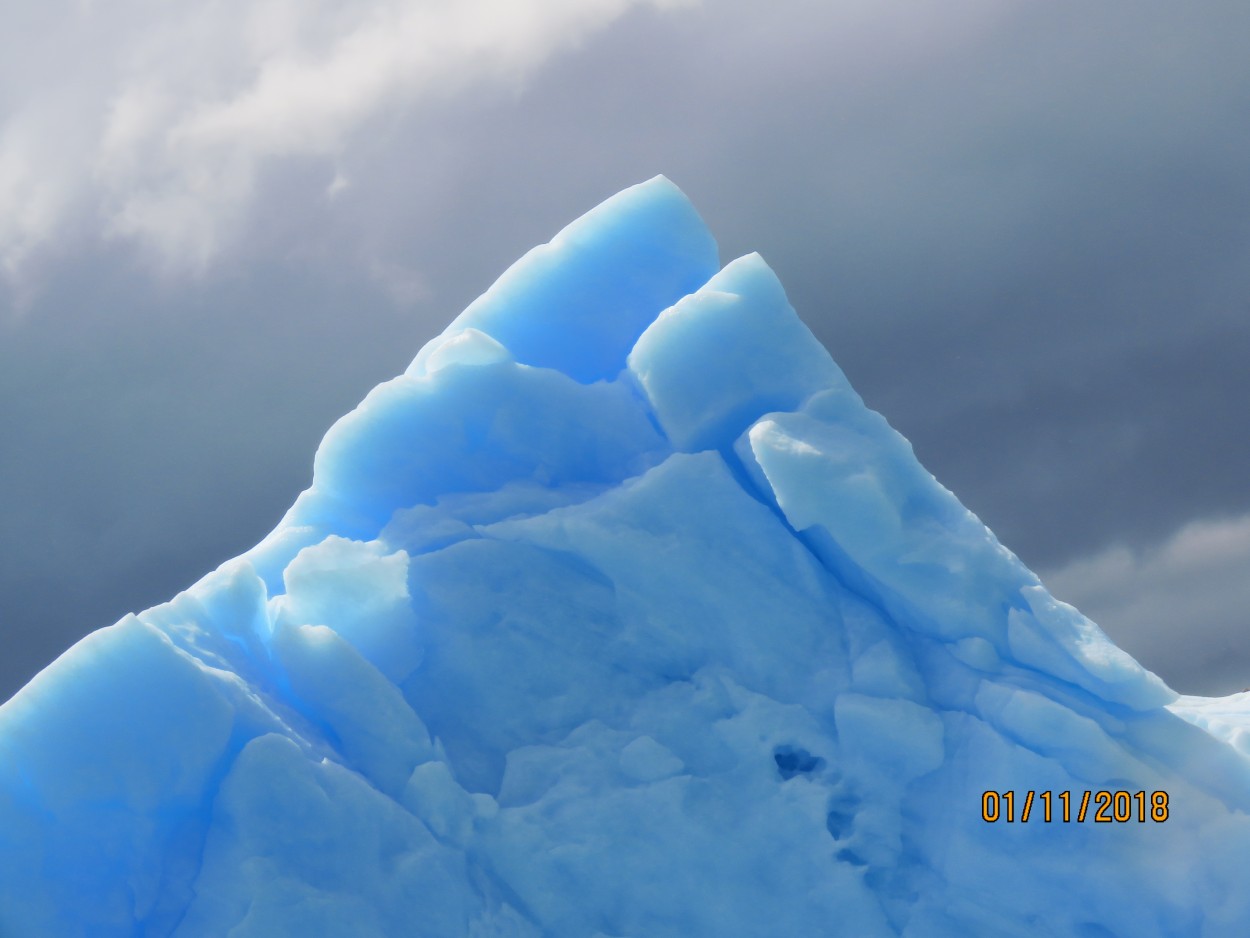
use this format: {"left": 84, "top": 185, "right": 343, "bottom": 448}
{"left": 981, "top": 790, "right": 1169, "bottom": 823}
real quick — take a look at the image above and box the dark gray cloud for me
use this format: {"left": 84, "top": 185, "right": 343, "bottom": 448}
{"left": 3, "top": 0, "right": 1250, "bottom": 700}
{"left": 1043, "top": 513, "right": 1250, "bottom": 697}
{"left": 0, "top": 248, "right": 428, "bottom": 694}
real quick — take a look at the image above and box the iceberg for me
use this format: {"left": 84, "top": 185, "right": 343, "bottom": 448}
{"left": 3, "top": 177, "right": 1250, "bottom": 936}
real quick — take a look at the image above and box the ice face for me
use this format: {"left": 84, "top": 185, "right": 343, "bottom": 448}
{"left": 3, "top": 177, "right": 1250, "bottom": 937}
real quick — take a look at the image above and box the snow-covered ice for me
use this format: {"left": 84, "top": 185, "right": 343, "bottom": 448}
{"left": 4, "top": 177, "right": 1250, "bottom": 936}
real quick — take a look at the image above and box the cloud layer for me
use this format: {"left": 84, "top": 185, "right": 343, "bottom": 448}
{"left": 0, "top": 0, "right": 688, "bottom": 280}
{"left": 3, "top": 0, "right": 1249, "bottom": 704}
{"left": 1044, "top": 513, "right": 1250, "bottom": 697}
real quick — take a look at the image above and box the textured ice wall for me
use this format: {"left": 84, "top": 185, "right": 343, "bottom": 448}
{"left": 3, "top": 178, "right": 1250, "bottom": 937}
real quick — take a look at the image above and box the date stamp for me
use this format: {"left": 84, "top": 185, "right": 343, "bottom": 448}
{"left": 981, "top": 790, "right": 1169, "bottom": 823}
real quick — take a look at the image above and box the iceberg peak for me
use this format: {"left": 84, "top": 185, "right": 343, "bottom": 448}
{"left": 408, "top": 174, "right": 719, "bottom": 384}
{"left": 2, "top": 179, "right": 1248, "bottom": 937}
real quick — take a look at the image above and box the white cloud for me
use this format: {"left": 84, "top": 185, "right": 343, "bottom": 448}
{"left": 0, "top": 0, "right": 693, "bottom": 281}
{"left": 1042, "top": 513, "right": 1250, "bottom": 697}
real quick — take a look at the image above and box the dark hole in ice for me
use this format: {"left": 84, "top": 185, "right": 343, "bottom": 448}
{"left": 773, "top": 745, "right": 825, "bottom": 780}
{"left": 826, "top": 807, "right": 855, "bottom": 839}
{"left": 836, "top": 848, "right": 867, "bottom": 868}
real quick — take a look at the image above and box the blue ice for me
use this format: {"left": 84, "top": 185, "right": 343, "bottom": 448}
{"left": 3, "top": 177, "right": 1250, "bottom": 936}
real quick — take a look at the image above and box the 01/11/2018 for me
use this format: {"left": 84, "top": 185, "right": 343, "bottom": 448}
{"left": 981, "top": 790, "right": 1169, "bottom": 823}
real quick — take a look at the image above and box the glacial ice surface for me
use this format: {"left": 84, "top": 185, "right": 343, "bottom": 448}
{"left": 4, "top": 177, "right": 1250, "bottom": 936}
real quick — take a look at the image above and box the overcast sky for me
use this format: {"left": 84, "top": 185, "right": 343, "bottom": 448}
{"left": 3, "top": 0, "right": 1249, "bottom": 702}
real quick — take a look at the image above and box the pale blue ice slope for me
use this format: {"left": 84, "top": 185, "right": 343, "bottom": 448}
{"left": 3, "top": 178, "right": 1250, "bottom": 936}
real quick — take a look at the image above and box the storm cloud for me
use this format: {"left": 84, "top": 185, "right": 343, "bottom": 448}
{"left": 3, "top": 0, "right": 1250, "bottom": 700}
